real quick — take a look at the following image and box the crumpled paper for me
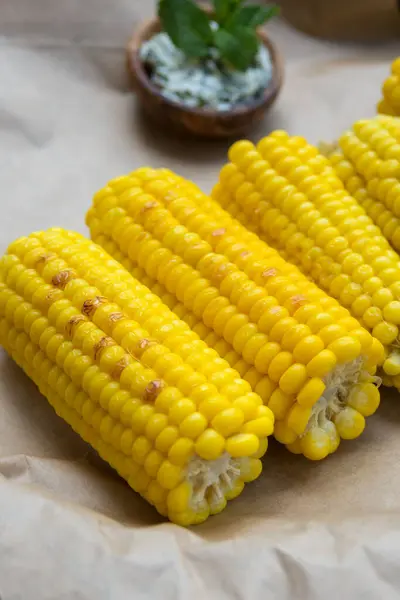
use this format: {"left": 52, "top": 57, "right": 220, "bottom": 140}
{"left": 1, "top": 1, "right": 400, "bottom": 598}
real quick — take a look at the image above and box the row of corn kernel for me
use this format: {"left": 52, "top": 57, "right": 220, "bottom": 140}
{"left": 89, "top": 226, "right": 276, "bottom": 403}
{"left": 87, "top": 170, "right": 380, "bottom": 460}
{"left": 214, "top": 133, "right": 400, "bottom": 380}
{"left": 34, "top": 230, "right": 273, "bottom": 434}
{"left": 338, "top": 117, "right": 400, "bottom": 229}
{"left": 34, "top": 229, "right": 261, "bottom": 405}
{"left": 328, "top": 150, "right": 400, "bottom": 261}
{"left": 378, "top": 57, "right": 400, "bottom": 116}
{"left": 142, "top": 169, "right": 356, "bottom": 317}
{"left": 215, "top": 155, "right": 390, "bottom": 338}
{"left": 0, "top": 231, "right": 272, "bottom": 525}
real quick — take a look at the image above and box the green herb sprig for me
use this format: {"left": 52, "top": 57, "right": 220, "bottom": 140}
{"left": 158, "top": 0, "right": 279, "bottom": 71}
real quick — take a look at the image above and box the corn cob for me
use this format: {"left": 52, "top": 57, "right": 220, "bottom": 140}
{"left": 328, "top": 151, "right": 400, "bottom": 255}
{"left": 377, "top": 58, "right": 400, "bottom": 116}
{"left": 0, "top": 229, "right": 274, "bottom": 525}
{"left": 326, "top": 121, "right": 400, "bottom": 253}
{"left": 212, "top": 130, "right": 400, "bottom": 383}
{"left": 87, "top": 169, "right": 381, "bottom": 461}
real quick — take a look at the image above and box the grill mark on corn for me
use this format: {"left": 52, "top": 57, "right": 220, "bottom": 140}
{"left": 136, "top": 231, "right": 151, "bottom": 243}
{"left": 144, "top": 379, "right": 165, "bottom": 403}
{"left": 212, "top": 228, "right": 226, "bottom": 237}
{"left": 210, "top": 263, "right": 231, "bottom": 284}
{"left": 111, "top": 355, "right": 132, "bottom": 380}
{"left": 45, "top": 288, "right": 63, "bottom": 305}
{"left": 135, "top": 337, "right": 157, "bottom": 358}
{"left": 82, "top": 296, "right": 107, "bottom": 317}
{"left": 262, "top": 268, "right": 278, "bottom": 278}
{"left": 290, "top": 295, "right": 308, "bottom": 308}
{"left": 93, "top": 336, "right": 116, "bottom": 360}
{"left": 52, "top": 269, "right": 77, "bottom": 289}
{"left": 7, "top": 240, "right": 181, "bottom": 417}
{"left": 35, "top": 252, "right": 56, "bottom": 267}
{"left": 164, "top": 192, "right": 179, "bottom": 203}
{"left": 66, "top": 314, "right": 87, "bottom": 338}
{"left": 140, "top": 200, "right": 159, "bottom": 215}
{"left": 109, "top": 312, "right": 125, "bottom": 323}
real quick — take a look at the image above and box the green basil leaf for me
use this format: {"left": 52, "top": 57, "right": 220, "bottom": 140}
{"left": 213, "top": 0, "right": 230, "bottom": 22}
{"left": 158, "top": 0, "right": 213, "bottom": 58}
{"left": 213, "top": 0, "right": 243, "bottom": 24}
{"left": 226, "top": 4, "right": 280, "bottom": 30}
{"left": 214, "top": 26, "right": 259, "bottom": 71}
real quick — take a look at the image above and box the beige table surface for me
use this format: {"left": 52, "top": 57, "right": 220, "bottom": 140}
{"left": 1, "top": 1, "right": 400, "bottom": 598}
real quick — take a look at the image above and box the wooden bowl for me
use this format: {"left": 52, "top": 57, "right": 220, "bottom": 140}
{"left": 127, "top": 17, "right": 283, "bottom": 138}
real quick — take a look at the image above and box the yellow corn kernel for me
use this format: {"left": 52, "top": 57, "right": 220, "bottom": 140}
{"left": 240, "top": 457, "right": 263, "bottom": 482}
{"left": 267, "top": 351, "right": 293, "bottom": 382}
{"left": 300, "top": 428, "right": 331, "bottom": 461}
{"left": 167, "top": 482, "right": 192, "bottom": 513}
{"left": 383, "top": 353, "right": 400, "bottom": 376}
{"left": 377, "top": 60, "right": 400, "bottom": 116}
{"left": 334, "top": 407, "right": 365, "bottom": 440}
{"left": 211, "top": 407, "right": 245, "bottom": 437}
{"left": 347, "top": 383, "right": 380, "bottom": 417}
{"left": 327, "top": 336, "right": 361, "bottom": 364}
{"left": 194, "top": 429, "right": 225, "bottom": 460}
{"left": 297, "top": 378, "right": 325, "bottom": 408}
{"left": 225, "top": 433, "right": 259, "bottom": 457}
{"left": 273, "top": 420, "right": 297, "bottom": 445}
{"left": 279, "top": 363, "right": 308, "bottom": 395}
{"left": 268, "top": 388, "right": 294, "bottom": 420}
{"left": 286, "top": 404, "right": 312, "bottom": 436}
{"left": 306, "top": 349, "right": 337, "bottom": 378}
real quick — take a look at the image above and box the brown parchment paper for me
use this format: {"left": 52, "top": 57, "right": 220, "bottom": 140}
{"left": 1, "top": 2, "right": 400, "bottom": 598}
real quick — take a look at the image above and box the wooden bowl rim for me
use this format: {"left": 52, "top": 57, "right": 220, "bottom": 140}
{"left": 127, "top": 15, "right": 283, "bottom": 118}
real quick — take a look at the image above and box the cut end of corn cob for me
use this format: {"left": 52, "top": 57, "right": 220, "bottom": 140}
{"left": 296, "top": 357, "right": 379, "bottom": 460}
{"left": 377, "top": 57, "right": 400, "bottom": 117}
{"left": 0, "top": 229, "right": 273, "bottom": 526}
{"left": 87, "top": 167, "right": 382, "bottom": 462}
